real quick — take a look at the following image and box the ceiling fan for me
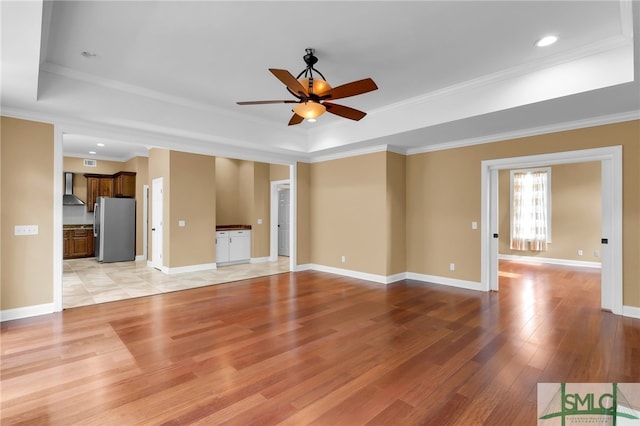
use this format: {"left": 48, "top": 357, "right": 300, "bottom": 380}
{"left": 237, "top": 48, "right": 378, "bottom": 126}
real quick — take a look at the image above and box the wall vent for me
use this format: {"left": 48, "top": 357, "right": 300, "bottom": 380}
{"left": 83, "top": 159, "right": 97, "bottom": 167}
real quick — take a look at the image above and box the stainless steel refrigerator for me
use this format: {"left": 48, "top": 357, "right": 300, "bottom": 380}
{"left": 93, "top": 196, "right": 136, "bottom": 262}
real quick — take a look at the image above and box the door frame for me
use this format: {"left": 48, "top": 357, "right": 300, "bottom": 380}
{"left": 142, "top": 184, "right": 149, "bottom": 261}
{"left": 270, "top": 174, "right": 295, "bottom": 271}
{"left": 151, "top": 177, "right": 163, "bottom": 270}
{"left": 480, "top": 146, "right": 623, "bottom": 314}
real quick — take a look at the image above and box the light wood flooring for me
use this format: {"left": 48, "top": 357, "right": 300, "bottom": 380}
{"left": 2, "top": 261, "right": 639, "bottom": 425}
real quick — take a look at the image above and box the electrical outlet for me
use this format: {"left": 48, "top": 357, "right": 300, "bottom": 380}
{"left": 449, "top": 263, "right": 455, "bottom": 271}
{"left": 178, "top": 220, "right": 186, "bottom": 227}
{"left": 594, "top": 250, "right": 600, "bottom": 257}
{"left": 341, "top": 255, "right": 346, "bottom": 263}
{"left": 578, "top": 249, "right": 583, "bottom": 256}
{"left": 257, "top": 218, "right": 262, "bottom": 225}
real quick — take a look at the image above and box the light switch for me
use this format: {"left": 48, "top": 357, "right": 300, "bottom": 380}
{"left": 178, "top": 220, "right": 185, "bottom": 227}
{"left": 257, "top": 219, "right": 262, "bottom": 225}
{"left": 14, "top": 225, "right": 39, "bottom": 235}
{"left": 471, "top": 221, "right": 478, "bottom": 230}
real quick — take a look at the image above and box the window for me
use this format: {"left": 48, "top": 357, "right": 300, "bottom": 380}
{"left": 510, "top": 167, "right": 551, "bottom": 251}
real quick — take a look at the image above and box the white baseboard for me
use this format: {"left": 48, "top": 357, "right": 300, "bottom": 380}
{"left": 250, "top": 257, "right": 270, "bottom": 264}
{"left": 623, "top": 305, "right": 640, "bottom": 319}
{"left": 304, "top": 264, "right": 404, "bottom": 284}
{"left": 135, "top": 255, "right": 145, "bottom": 262}
{"left": 166, "top": 263, "right": 217, "bottom": 275}
{"left": 295, "top": 263, "right": 312, "bottom": 272}
{"left": 146, "top": 260, "right": 167, "bottom": 273}
{"left": 406, "top": 272, "right": 483, "bottom": 291}
{"left": 1, "top": 303, "right": 54, "bottom": 322}
{"left": 297, "top": 264, "right": 479, "bottom": 287}
{"left": 499, "top": 254, "right": 602, "bottom": 268}
{"left": 387, "top": 272, "right": 408, "bottom": 284}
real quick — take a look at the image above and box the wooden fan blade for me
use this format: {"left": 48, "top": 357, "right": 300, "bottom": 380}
{"left": 288, "top": 113, "right": 304, "bottom": 126}
{"left": 324, "top": 78, "right": 377, "bottom": 101}
{"left": 324, "top": 102, "right": 367, "bottom": 121}
{"left": 269, "top": 69, "right": 308, "bottom": 97}
{"left": 237, "top": 100, "right": 298, "bottom": 105}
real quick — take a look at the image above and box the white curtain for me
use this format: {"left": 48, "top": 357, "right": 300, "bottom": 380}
{"left": 510, "top": 171, "right": 548, "bottom": 251}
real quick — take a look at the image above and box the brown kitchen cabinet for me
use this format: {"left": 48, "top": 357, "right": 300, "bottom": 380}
{"left": 63, "top": 230, "right": 72, "bottom": 258}
{"left": 86, "top": 173, "right": 132, "bottom": 211}
{"left": 114, "top": 171, "right": 136, "bottom": 198}
{"left": 63, "top": 227, "right": 95, "bottom": 259}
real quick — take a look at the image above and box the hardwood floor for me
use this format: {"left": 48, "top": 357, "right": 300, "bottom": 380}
{"left": 2, "top": 261, "right": 639, "bottom": 425}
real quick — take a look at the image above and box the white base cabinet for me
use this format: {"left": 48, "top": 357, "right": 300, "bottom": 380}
{"left": 216, "top": 230, "right": 251, "bottom": 265}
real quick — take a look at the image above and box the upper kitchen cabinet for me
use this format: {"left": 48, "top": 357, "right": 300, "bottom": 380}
{"left": 85, "top": 171, "right": 135, "bottom": 211}
{"left": 85, "top": 174, "right": 112, "bottom": 211}
{"left": 114, "top": 171, "right": 136, "bottom": 198}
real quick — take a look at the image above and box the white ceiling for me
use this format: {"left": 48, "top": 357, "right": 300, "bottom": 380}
{"left": 2, "top": 1, "right": 639, "bottom": 163}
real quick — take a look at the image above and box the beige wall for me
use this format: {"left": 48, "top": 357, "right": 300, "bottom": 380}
{"left": 252, "top": 162, "right": 271, "bottom": 258}
{"left": 168, "top": 151, "right": 216, "bottom": 267}
{"left": 310, "top": 151, "right": 388, "bottom": 275}
{"left": 296, "top": 162, "right": 311, "bottom": 265}
{"left": 148, "top": 149, "right": 216, "bottom": 268}
{"left": 498, "top": 162, "right": 602, "bottom": 262}
{"left": 238, "top": 160, "right": 253, "bottom": 226}
{"left": 270, "top": 163, "right": 289, "bottom": 182}
{"left": 123, "top": 156, "right": 149, "bottom": 256}
{"left": 1, "top": 117, "right": 54, "bottom": 310}
{"left": 406, "top": 120, "right": 639, "bottom": 307}
{"left": 215, "top": 157, "right": 240, "bottom": 225}
{"left": 387, "top": 152, "right": 406, "bottom": 275}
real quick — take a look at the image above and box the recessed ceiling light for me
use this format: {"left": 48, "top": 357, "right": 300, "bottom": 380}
{"left": 89, "top": 151, "right": 97, "bottom": 155}
{"left": 97, "top": 143, "right": 105, "bottom": 147}
{"left": 81, "top": 51, "right": 97, "bottom": 58}
{"left": 535, "top": 35, "right": 558, "bottom": 47}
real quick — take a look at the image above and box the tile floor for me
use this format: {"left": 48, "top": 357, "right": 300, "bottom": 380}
{"left": 63, "top": 257, "right": 291, "bottom": 309}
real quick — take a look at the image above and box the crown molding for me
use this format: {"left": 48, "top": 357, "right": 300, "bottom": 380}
{"left": 406, "top": 111, "right": 640, "bottom": 155}
{"left": 1, "top": 107, "right": 307, "bottom": 165}
{"left": 308, "top": 144, "right": 391, "bottom": 163}
{"left": 5, "top": 107, "right": 638, "bottom": 166}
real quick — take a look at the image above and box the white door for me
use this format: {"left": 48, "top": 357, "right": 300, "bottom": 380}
{"left": 151, "top": 177, "right": 163, "bottom": 270}
{"left": 278, "top": 189, "right": 290, "bottom": 256}
{"left": 489, "top": 169, "right": 499, "bottom": 291}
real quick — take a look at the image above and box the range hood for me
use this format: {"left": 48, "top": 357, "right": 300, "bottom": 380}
{"left": 63, "top": 172, "right": 85, "bottom": 205}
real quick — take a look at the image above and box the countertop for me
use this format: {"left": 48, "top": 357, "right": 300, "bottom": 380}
{"left": 63, "top": 224, "right": 93, "bottom": 230}
{"left": 216, "top": 224, "right": 252, "bottom": 231}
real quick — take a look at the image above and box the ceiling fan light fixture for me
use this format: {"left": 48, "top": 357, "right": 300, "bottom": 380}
{"left": 298, "top": 77, "right": 332, "bottom": 96}
{"left": 293, "top": 101, "right": 326, "bottom": 119}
